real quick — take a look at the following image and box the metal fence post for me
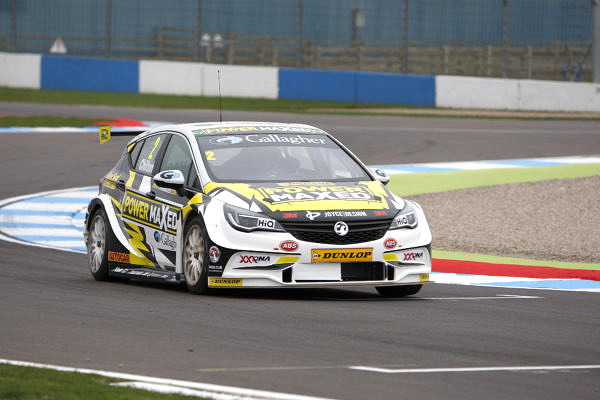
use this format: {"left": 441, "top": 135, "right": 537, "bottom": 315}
{"left": 196, "top": 0, "right": 203, "bottom": 61}
{"left": 593, "top": 0, "right": 600, "bottom": 82}
{"left": 106, "top": 0, "right": 112, "bottom": 57}
{"left": 502, "top": 0, "right": 510, "bottom": 78}
{"left": 402, "top": 0, "right": 409, "bottom": 73}
{"left": 11, "top": 0, "right": 17, "bottom": 51}
{"left": 297, "top": 0, "right": 303, "bottom": 68}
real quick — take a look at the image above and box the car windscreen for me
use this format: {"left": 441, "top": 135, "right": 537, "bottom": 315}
{"left": 195, "top": 133, "right": 371, "bottom": 183}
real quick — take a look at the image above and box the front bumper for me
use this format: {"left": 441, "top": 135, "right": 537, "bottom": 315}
{"left": 202, "top": 200, "right": 432, "bottom": 289}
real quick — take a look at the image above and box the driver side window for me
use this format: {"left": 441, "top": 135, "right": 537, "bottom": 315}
{"left": 160, "top": 135, "right": 196, "bottom": 187}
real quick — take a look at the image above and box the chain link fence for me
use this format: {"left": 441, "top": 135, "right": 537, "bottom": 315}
{"left": 0, "top": 0, "right": 595, "bottom": 81}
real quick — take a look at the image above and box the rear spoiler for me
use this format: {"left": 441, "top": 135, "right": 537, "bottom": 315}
{"left": 99, "top": 126, "right": 149, "bottom": 144}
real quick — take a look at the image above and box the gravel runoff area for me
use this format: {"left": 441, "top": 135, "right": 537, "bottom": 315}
{"left": 410, "top": 176, "right": 600, "bottom": 264}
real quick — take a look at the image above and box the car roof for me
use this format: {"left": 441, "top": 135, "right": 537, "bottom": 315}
{"left": 136, "top": 121, "right": 328, "bottom": 140}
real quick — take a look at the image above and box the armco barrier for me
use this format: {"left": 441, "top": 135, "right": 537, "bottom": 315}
{"left": 279, "top": 68, "right": 436, "bottom": 107}
{"left": 0, "top": 52, "right": 40, "bottom": 89}
{"left": 41, "top": 55, "right": 138, "bottom": 93}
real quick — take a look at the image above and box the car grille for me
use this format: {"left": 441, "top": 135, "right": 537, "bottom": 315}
{"left": 280, "top": 219, "right": 392, "bottom": 245}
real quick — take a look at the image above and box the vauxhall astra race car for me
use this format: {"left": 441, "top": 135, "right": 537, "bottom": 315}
{"left": 84, "top": 122, "right": 432, "bottom": 297}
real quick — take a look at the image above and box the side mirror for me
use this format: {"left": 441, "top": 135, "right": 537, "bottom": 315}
{"left": 153, "top": 170, "right": 185, "bottom": 195}
{"left": 371, "top": 168, "right": 390, "bottom": 185}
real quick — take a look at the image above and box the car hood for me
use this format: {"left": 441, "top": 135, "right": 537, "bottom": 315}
{"left": 203, "top": 181, "right": 403, "bottom": 222}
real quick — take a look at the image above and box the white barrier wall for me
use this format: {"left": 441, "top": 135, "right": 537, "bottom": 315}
{"left": 139, "top": 60, "right": 203, "bottom": 96}
{"left": 203, "top": 64, "right": 278, "bottom": 99}
{"left": 436, "top": 76, "right": 520, "bottom": 110}
{"left": 139, "top": 60, "right": 278, "bottom": 99}
{"left": 437, "top": 74, "right": 600, "bottom": 112}
{"left": 519, "top": 80, "right": 600, "bottom": 112}
{"left": 0, "top": 52, "right": 40, "bottom": 89}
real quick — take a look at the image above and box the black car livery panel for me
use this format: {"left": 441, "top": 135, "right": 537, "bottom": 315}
{"left": 84, "top": 122, "right": 432, "bottom": 297}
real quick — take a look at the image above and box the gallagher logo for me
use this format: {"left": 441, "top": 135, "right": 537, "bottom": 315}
{"left": 280, "top": 240, "right": 299, "bottom": 252}
{"left": 384, "top": 238, "right": 397, "bottom": 249}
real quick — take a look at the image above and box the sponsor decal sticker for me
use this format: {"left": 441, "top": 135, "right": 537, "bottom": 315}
{"left": 209, "top": 136, "right": 243, "bottom": 145}
{"left": 257, "top": 185, "right": 376, "bottom": 204}
{"left": 280, "top": 240, "right": 299, "bottom": 252}
{"left": 195, "top": 126, "right": 325, "bottom": 135}
{"left": 373, "top": 210, "right": 388, "bottom": 216}
{"left": 209, "top": 246, "right": 221, "bottom": 263}
{"left": 306, "top": 211, "right": 321, "bottom": 220}
{"left": 384, "top": 238, "right": 397, "bottom": 249}
{"left": 403, "top": 251, "right": 424, "bottom": 262}
{"left": 122, "top": 192, "right": 179, "bottom": 234}
{"left": 208, "top": 265, "right": 223, "bottom": 272}
{"left": 108, "top": 251, "right": 130, "bottom": 263}
{"left": 324, "top": 210, "right": 367, "bottom": 218}
{"left": 239, "top": 255, "right": 271, "bottom": 264}
{"left": 311, "top": 248, "right": 373, "bottom": 263}
{"left": 208, "top": 277, "right": 243, "bottom": 287}
{"left": 282, "top": 212, "right": 298, "bottom": 219}
{"left": 153, "top": 231, "right": 177, "bottom": 251}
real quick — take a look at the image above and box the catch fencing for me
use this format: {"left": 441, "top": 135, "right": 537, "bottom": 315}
{"left": 0, "top": 0, "right": 595, "bottom": 81}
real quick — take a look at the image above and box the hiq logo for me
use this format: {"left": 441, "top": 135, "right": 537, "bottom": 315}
{"left": 210, "top": 136, "right": 243, "bottom": 145}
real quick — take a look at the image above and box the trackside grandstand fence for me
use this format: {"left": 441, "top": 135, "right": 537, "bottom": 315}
{"left": 0, "top": 0, "right": 597, "bottom": 82}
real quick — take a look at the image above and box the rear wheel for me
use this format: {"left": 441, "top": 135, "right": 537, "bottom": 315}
{"left": 376, "top": 284, "right": 423, "bottom": 298}
{"left": 87, "top": 208, "right": 111, "bottom": 281}
{"left": 183, "top": 217, "right": 210, "bottom": 294}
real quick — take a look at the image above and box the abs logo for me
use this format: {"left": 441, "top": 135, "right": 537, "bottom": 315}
{"left": 384, "top": 238, "right": 397, "bottom": 249}
{"left": 280, "top": 240, "right": 299, "bottom": 252}
{"left": 209, "top": 136, "right": 243, "bottom": 145}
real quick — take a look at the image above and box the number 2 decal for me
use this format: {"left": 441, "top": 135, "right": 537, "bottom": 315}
{"left": 205, "top": 151, "right": 216, "bottom": 161}
{"left": 148, "top": 136, "right": 161, "bottom": 160}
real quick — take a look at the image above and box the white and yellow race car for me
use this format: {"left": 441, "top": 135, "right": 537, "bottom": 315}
{"left": 84, "top": 122, "right": 432, "bottom": 297}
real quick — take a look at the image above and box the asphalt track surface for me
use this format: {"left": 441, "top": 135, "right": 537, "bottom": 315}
{"left": 1, "top": 103, "right": 599, "bottom": 399}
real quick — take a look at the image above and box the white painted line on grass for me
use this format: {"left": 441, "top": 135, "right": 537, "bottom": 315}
{"left": 0, "top": 359, "right": 335, "bottom": 400}
{"left": 349, "top": 364, "right": 600, "bottom": 374}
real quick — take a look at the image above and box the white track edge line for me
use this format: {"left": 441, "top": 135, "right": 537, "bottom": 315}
{"left": 349, "top": 364, "right": 600, "bottom": 374}
{"left": 0, "top": 359, "right": 335, "bottom": 400}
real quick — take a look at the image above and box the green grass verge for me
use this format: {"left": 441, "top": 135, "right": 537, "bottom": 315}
{"left": 388, "top": 163, "right": 600, "bottom": 196}
{"left": 0, "top": 364, "right": 209, "bottom": 400}
{"left": 2, "top": 87, "right": 598, "bottom": 120}
{"left": 0, "top": 116, "right": 107, "bottom": 127}
{"left": 432, "top": 249, "right": 600, "bottom": 270}
{"left": 0, "top": 87, "right": 390, "bottom": 114}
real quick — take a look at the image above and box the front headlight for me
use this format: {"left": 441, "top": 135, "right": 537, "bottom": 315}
{"left": 223, "top": 204, "right": 285, "bottom": 232}
{"left": 390, "top": 201, "right": 418, "bottom": 229}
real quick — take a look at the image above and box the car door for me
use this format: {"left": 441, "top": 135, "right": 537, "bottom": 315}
{"left": 119, "top": 132, "right": 170, "bottom": 270}
{"left": 145, "top": 133, "right": 201, "bottom": 271}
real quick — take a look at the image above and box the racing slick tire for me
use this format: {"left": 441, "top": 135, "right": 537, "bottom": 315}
{"left": 87, "top": 207, "right": 113, "bottom": 281}
{"left": 183, "top": 216, "right": 211, "bottom": 295}
{"left": 376, "top": 284, "right": 423, "bottom": 298}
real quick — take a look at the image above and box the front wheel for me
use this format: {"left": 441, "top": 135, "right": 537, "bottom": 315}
{"left": 376, "top": 284, "right": 423, "bottom": 298}
{"left": 183, "top": 217, "right": 210, "bottom": 294}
